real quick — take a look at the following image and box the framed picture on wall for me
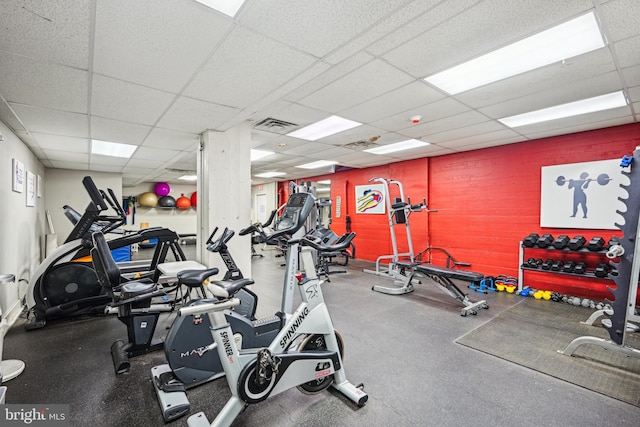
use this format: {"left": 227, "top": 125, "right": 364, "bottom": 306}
{"left": 540, "top": 159, "right": 626, "bottom": 229}
{"left": 12, "top": 158, "right": 24, "bottom": 193}
{"left": 26, "top": 171, "right": 36, "bottom": 207}
{"left": 355, "top": 183, "right": 385, "bottom": 214}
{"left": 37, "top": 174, "right": 43, "bottom": 197}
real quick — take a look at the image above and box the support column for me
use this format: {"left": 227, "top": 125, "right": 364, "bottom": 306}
{"left": 197, "top": 124, "right": 252, "bottom": 278}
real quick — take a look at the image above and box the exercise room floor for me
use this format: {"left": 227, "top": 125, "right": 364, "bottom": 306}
{"left": 3, "top": 245, "right": 640, "bottom": 426}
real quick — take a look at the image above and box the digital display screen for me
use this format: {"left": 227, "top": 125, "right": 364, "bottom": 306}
{"left": 288, "top": 194, "right": 307, "bottom": 208}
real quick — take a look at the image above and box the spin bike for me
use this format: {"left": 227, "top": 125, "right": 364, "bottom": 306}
{"left": 180, "top": 229, "right": 367, "bottom": 427}
{"left": 152, "top": 191, "right": 318, "bottom": 422}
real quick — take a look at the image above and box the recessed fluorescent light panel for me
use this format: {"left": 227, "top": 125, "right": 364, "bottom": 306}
{"left": 296, "top": 160, "right": 338, "bottom": 169}
{"left": 498, "top": 91, "right": 627, "bottom": 128}
{"left": 364, "top": 139, "right": 429, "bottom": 155}
{"left": 255, "top": 172, "right": 286, "bottom": 178}
{"left": 91, "top": 140, "right": 137, "bottom": 158}
{"left": 287, "top": 116, "right": 362, "bottom": 141}
{"left": 425, "top": 11, "right": 605, "bottom": 94}
{"left": 251, "top": 149, "right": 274, "bottom": 162}
{"left": 179, "top": 175, "right": 197, "bottom": 181}
{"left": 193, "top": 0, "right": 246, "bottom": 17}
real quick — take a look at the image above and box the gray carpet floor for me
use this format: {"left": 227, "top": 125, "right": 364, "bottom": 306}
{"left": 3, "top": 246, "right": 640, "bottom": 426}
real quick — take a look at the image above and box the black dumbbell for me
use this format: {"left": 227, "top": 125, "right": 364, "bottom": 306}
{"left": 551, "top": 260, "right": 564, "bottom": 271}
{"left": 607, "top": 236, "right": 620, "bottom": 248}
{"left": 552, "top": 235, "right": 570, "bottom": 249}
{"left": 587, "top": 236, "right": 605, "bottom": 251}
{"left": 541, "top": 259, "right": 554, "bottom": 270}
{"left": 573, "top": 262, "right": 588, "bottom": 274}
{"left": 523, "top": 233, "right": 539, "bottom": 248}
{"left": 536, "top": 233, "right": 554, "bottom": 248}
{"left": 594, "top": 263, "right": 609, "bottom": 278}
{"left": 568, "top": 235, "right": 586, "bottom": 250}
{"left": 562, "top": 260, "right": 576, "bottom": 273}
{"left": 524, "top": 257, "right": 538, "bottom": 268}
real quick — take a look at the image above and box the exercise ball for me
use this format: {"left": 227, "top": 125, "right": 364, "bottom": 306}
{"left": 176, "top": 194, "right": 191, "bottom": 210}
{"left": 190, "top": 191, "right": 197, "bottom": 208}
{"left": 139, "top": 192, "right": 158, "bottom": 207}
{"left": 158, "top": 195, "right": 176, "bottom": 208}
{"left": 154, "top": 182, "right": 171, "bottom": 197}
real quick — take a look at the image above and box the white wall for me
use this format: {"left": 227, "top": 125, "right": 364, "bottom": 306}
{"left": 123, "top": 183, "right": 197, "bottom": 235}
{"left": 0, "top": 122, "right": 46, "bottom": 327}
{"left": 45, "top": 169, "right": 122, "bottom": 246}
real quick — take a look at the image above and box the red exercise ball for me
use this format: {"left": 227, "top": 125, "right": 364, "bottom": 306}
{"left": 176, "top": 194, "right": 191, "bottom": 210}
{"left": 190, "top": 192, "right": 197, "bottom": 208}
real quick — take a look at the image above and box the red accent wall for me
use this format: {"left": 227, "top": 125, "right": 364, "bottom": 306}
{"left": 286, "top": 123, "right": 640, "bottom": 299}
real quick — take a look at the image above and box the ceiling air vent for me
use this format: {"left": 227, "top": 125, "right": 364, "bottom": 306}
{"left": 166, "top": 168, "right": 196, "bottom": 174}
{"left": 342, "top": 136, "right": 381, "bottom": 150}
{"left": 252, "top": 117, "right": 298, "bottom": 134}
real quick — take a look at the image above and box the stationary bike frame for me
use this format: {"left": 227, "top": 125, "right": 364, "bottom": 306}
{"left": 181, "top": 245, "right": 368, "bottom": 427}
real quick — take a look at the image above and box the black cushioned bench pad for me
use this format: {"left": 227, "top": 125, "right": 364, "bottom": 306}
{"left": 396, "top": 261, "right": 483, "bottom": 282}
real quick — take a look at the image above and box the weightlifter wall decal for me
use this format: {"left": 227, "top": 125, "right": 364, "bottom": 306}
{"left": 540, "top": 159, "right": 626, "bottom": 229}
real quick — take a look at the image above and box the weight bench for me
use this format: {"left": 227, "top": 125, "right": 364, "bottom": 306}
{"left": 372, "top": 261, "right": 489, "bottom": 316}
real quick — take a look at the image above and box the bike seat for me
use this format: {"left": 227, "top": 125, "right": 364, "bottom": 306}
{"left": 209, "top": 278, "right": 255, "bottom": 296}
{"left": 120, "top": 280, "right": 158, "bottom": 298}
{"left": 177, "top": 268, "right": 220, "bottom": 288}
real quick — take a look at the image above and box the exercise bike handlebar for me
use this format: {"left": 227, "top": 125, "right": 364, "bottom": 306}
{"left": 82, "top": 176, "right": 108, "bottom": 211}
{"left": 239, "top": 208, "right": 278, "bottom": 236}
{"left": 297, "top": 231, "right": 356, "bottom": 252}
{"left": 178, "top": 297, "right": 240, "bottom": 317}
{"left": 206, "top": 227, "right": 235, "bottom": 252}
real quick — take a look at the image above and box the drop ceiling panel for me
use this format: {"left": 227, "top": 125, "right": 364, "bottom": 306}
{"left": 0, "top": 0, "right": 90, "bottom": 68}
{"left": 130, "top": 146, "right": 183, "bottom": 163}
{"left": 143, "top": 128, "right": 199, "bottom": 151}
{"left": 90, "top": 154, "right": 129, "bottom": 167}
{"left": 0, "top": 52, "right": 87, "bottom": 113}
{"left": 339, "top": 81, "right": 446, "bottom": 124}
{"left": 10, "top": 104, "right": 88, "bottom": 137}
{"left": 125, "top": 158, "right": 166, "bottom": 169}
{"left": 156, "top": 96, "right": 240, "bottom": 134}
{"left": 613, "top": 35, "right": 640, "bottom": 68}
{"left": 30, "top": 133, "right": 89, "bottom": 152}
{"left": 240, "top": 0, "right": 408, "bottom": 58}
{"left": 298, "top": 59, "right": 415, "bottom": 112}
{"left": 184, "top": 27, "right": 317, "bottom": 109}
{"left": 371, "top": 97, "right": 472, "bottom": 133}
{"left": 479, "top": 71, "right": 624, "bottom": 119}
{"left": 90, "top": 117, "right": 151, "bottom": 146}
{"left": 49, "top": 160, "right": 88, "bottom": 170}
{"left": 400, "top": 110, "right": 491, "bottom": 139}
{"left": 45, "top": 150, "right": 89, "bottom": 163}
{"left": 93, "top": 0, "right": 233, "bottom": 92}
{"left": 91, "top": 75, "right": 176, "bottom": 126}
{"left": 426, "top": 120, "right": 507, "bottom": 145}
{"left": 323, "top": 0, "right": 443, "bottom": 65}
{"left": 366, "top": 0, "right": 481, "bottom": 57}
{"left": 435, "top": 129, "right": 524, "bottom": 149}
{"left": 283, "top": 52, "right": 373, "bottom": 103}
{"left": 600, "top": 0, "right": 640, "bottom": 42}
{"left": 524, "top": 116, "right": 635, "bottom": 141}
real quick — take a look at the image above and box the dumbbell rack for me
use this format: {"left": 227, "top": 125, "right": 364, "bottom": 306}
{"left": 517, "top": 243, "right": 613, "bottom": 293}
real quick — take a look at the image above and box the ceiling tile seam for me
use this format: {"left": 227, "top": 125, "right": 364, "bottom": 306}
{"left": 133, "top": 23, "right": 240, "bottom": 150}
{"left": 592, "top": 0, "right": 637, "bottom": 119}
{"left": 312, "top": 0, "right": 427, "bottom": 64}
{"left": 363, "top": 0, "right": 482, "bottom": 61}
{"left": 87, "top": 0, "right": 97, "bottom": 170}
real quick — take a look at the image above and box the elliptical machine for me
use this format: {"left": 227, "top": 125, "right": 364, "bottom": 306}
{"left": 25, "top": 176, "right": 188, "bottom": 330}
{"left": 152, "top": 191, "right": 317, "bottom": 422}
